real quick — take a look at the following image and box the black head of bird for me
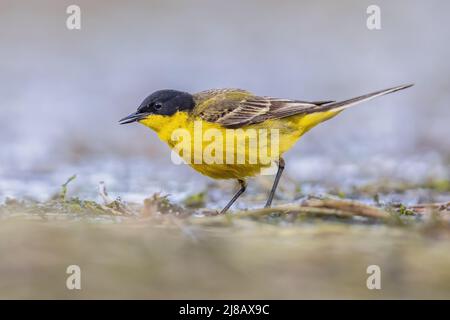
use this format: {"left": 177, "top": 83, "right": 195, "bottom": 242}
{"left": 119, "top": 89, "right": 195, "bottom": 124}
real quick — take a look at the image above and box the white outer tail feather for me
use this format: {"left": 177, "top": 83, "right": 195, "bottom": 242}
{"left": 322, "top": 84, "right": 414, "bottom": 112}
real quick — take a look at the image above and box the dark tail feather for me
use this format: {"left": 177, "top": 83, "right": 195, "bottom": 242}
{"left": 316, "top": 84, "right": 414, "bottom": 112}
{"left": 310, "top": 100, "right": 335, "bottom": 105}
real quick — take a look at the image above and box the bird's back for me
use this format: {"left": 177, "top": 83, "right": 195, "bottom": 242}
{"left": 192, "top": 89, "right": 253, "bottom": 122}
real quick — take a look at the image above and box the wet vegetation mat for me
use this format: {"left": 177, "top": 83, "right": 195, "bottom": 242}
{"left": 0, "top": 176, "right": 449, "bottom": 299}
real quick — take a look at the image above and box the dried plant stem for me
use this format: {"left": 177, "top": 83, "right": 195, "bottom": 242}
{"left": 301, "top": 198, "right": 390, "bottom": 219}
{"left": 192, "top": 199, "right": 391, "bottom": 224}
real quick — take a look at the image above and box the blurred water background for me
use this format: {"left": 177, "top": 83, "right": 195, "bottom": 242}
{"left": 1, "top": 0, "right": 449, "bottom": 204}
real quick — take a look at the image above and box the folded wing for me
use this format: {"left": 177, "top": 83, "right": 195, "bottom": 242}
{"left": 194, "top": 84, "right": 413, "bottom": 128}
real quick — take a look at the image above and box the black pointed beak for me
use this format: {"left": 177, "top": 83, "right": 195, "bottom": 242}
{"left": 119, "top": 111, "right": 149, "bottom": 125}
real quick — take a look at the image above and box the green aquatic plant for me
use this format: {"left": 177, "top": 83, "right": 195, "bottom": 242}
{"left": 59, "top": 174, "right": 77, "bottom": 201}
{"left": 183, "top": 192, "right": 206, "bottom": 208}
{"left": 0, "top": 175, "right": 134, "bottom": 218}
{"left": 398, "top": 204, "right": 415, "bottom": 216}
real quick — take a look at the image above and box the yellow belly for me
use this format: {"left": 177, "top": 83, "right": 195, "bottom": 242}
{"left": 139, "top": 110, "right": 340, "bottom": 179}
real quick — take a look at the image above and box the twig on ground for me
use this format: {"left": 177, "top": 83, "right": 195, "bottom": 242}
{"left": 301, "top": 198, "right": 390, "bottom": 219}
{"left": 191, "top": 198, "right": 392, "bottom": 225}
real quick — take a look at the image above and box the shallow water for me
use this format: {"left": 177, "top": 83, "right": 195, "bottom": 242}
{"left": 1, "top": 153, "right": 448, "bottom": 211}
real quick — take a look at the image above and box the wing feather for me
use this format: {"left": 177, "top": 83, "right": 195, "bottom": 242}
{"left": 215, "top": 96, "right": 326, "bottom": 128}
{"left": 193, "top": 85, "right": 413, "bottom": 128}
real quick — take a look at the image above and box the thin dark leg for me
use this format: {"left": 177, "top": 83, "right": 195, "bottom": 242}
{"left": 264, "top": 157, "right": 285, "bottom": 208}
{"left": 220, "top": 179, "right": 247, "bottom": 214}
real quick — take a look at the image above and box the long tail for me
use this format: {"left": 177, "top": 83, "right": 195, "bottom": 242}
{"left": 317, "top": 84, "right": 414, "bottom": 112}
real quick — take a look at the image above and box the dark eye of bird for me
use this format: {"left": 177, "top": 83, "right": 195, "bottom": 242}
{"left": 154, "top": 103, "right": 162, "bottom": 110}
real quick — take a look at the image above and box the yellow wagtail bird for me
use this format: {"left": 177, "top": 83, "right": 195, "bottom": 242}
{"left": 119, "top": 84, "right": 413, "bottom": 213}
